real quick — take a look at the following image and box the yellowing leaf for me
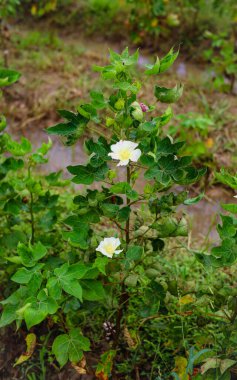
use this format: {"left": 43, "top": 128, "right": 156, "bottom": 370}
{"left": 173, "top": 356, "right": 188, "bottom": 380}
{"left": 96, "top": 350, "right": 116, "bottom": 380}
{"left": 72, "top": 356, "right": 87, "bottom": 374}
{"left": 31, "top": 5, "right": 37, "bottom": 15}
{"left": 178, "top": 294, "right": 195, "bottom": 305}
{"left": 205, "top": 138, "right": 214, "bottom": 149}
{"left": 123, "top": 326, "right": 139, "bottom": 349}
{"left": 14, "top": 333, "right": 36, "bottom": 366}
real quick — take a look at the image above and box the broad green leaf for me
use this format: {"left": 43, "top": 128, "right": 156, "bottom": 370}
{"left": 0, "top": 304, "right": 18, "bottom": 328}
{"left": 81, "top": 280, "right": 105, "bottom": 301}
{"left": 211, "top": 237, "right": 237, "bottom": 266}
{"left": 110, "top": 182, "right": 138, "bottom": 200}
{"left": 93, "top": 257, "right": 108, "bottom": 275}
{"left": 90, "top": 91, "right": 107, "bottom": 109}
{"left": 24, "top": 294, "right": 58, "bottom": 329}
{"left": 54, "top": 264, "right": 83, "bottom": 301}
{"left": 126, "top": 245, "right": 143, "bottom": 261}
{"left": 52, "top": 329, "right": 90, "bottom": 367}
{"left": 152, "top": 217, "right": 188, "bottom": 238}
{"left": 11, "top": 263, "right": 44, "bottom": 284}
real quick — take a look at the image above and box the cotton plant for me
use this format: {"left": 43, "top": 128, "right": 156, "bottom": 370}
{"left": 0, "top": 48, "right": 206, "bottom": 376}
{"left": 47, "top": 46, "right": 207, "bottom": 369}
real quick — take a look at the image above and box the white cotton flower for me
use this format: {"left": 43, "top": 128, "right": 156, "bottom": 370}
{"left": 108, "top": 140, "right": 141, "bottom": 166}
{"left": 96, "top": 237, "right": 123, "bottom": 258}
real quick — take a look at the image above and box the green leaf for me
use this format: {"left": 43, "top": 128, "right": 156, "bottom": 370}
{"left": 4, "top": 135, "right": 32, "bottom": 156}
{"left": 217, "top": 215, "right": 237, "bottom": 239}
{"left": 54, "top": 264, "right": 83, "bottom": 301}
{"left": 215, "top": 169, "right": 237, "bottom": 189}
{"left": 110, "top": 182, "right": 138, "bottom": 200}
{"left": 24, "top": 293, "right": 58, "bottom": 329}
{"left": 126, "top": 245, "right": 143, "bottom": 261}
{"left": 93, "top": 257, "right": 108, "bottom": 275}
{"left": 17, "top": 242, "right": 47, "bottom": 267}
{"left": 159, "top": 47, "right": 179, "bottom": 73}
{"left": 221, "top": 203, "right": 237, "bottom": 213}
{"left": 0, "top": 68, "right": 21, "bottom": 87}
{"left": 124, "top": 274, "right": 139, "bottom": 287}
{"left": 47, "top": 122, "right": 78, "bottom": 136}
{"left": 152, "top": 217, "right": 188, "bottom": 238}
{"left": 155, "top": 84, "right": 183, "bottom": 103}
{"left": 68, "top": 163, "right": 108, "bottom": 185}
{"left": 81, "top": 280, "right": 105, "bottom": 301}
{"left": 61, "top": 279, "right": 83, "bottom": 301}
{"left": 11, "top": 264, "right": 44, "bottom": 284}
{"left": 114, "top": 81, "right": 138, "bottom": 93}
{"left": 0, "top": 115, "right": 7, "bottom": 131}
{"left": 52, "top": 329, "right": 90, "bottom": 367}
{"left": 0, "top": 305, "right": 18, "bottom": 328}
{"left": 184, "top": 193, "right": 204, "bottom": 205}
{"left": 211, "top": 238, "right": 237, "bottom": 267}
{"left": 145, "top": 56, "right": 160, "bottom": 75}
{"left": 154, "top": 106, "right": 173, "bottom": 127}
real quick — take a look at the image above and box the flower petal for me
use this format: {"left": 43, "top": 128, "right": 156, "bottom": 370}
{"left": 130, "top": 148, "right": 141, "bottom": 162}
{"left": 117, "top": 159, "right": 129, "bottom": 166}
{"left": 114, "top": 249, "right": 123, "bottom": 255}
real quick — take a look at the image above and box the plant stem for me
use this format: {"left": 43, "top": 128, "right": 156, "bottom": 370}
{"left": 30, "top": 191, "right": 35, "bottom": 244}
{"left": 113, "top": 166, "right": 131, "bottom": 348}
{"left": 28, "top": 165, "right": 35, "bottom": 244}
{"left": 126, "top": 166, "right": 130, "bottom": 246}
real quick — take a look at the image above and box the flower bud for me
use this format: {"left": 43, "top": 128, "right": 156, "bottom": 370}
{"left": 140, "top": 102, "right": 149, "bottom": 112}
{"left": 108, "top": 170, "right": 117, "bottom": 180}
{"left": 106, "top": 117, "right": 114, "bottom": 127}
{"left": 166, "top": 13, "right": 180, "bottom": 27}
{"left": 132, "top": 108, "right": 143, "bottom": 121}
{"left": 114, "top": 98, "right": 125, "bottom": 110}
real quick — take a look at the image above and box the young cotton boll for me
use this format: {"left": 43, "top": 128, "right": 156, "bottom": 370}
{"left": 108, "top": 140, "right": 141, "bottom": 166}
{"left": 96, "top": 237, "right": 123, "bottom": 258}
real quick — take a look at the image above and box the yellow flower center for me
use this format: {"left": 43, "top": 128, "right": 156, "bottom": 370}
{"left": 104, "top": 243, "right": 115, "bottom": 255}
{"left": 119, "top": 149, "right": 131, "bottom": 161}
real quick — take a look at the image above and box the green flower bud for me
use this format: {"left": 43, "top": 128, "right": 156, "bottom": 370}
{"left": 131, "top": 101, "right": 140, "bottom": 109}
{"left": 115, "top": 98, "right": 125, "bottom": 110}
{"left": 166, "top": 13, "right": 180, "bottom": 27}
{"left": 108, "top": 170, "right": 117, "bottom": 180}
{"left": 132, "top": 108, "right": 143, "bottom": 121}
{"left": 106, "top": 117, "right": 115, "bottom": 127}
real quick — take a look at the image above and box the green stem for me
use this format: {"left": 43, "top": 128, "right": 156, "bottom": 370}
{"left": 126, "top": 166, "right": 130, "bottom": 247}
{"left": 113, "top": 166, "right": 131, "bottom": 349}
{"left": 28, "top": 165, "right": 35, "bottom": 245}
{"left": 29, "top": 191, "right": 35, "bottom": 245}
